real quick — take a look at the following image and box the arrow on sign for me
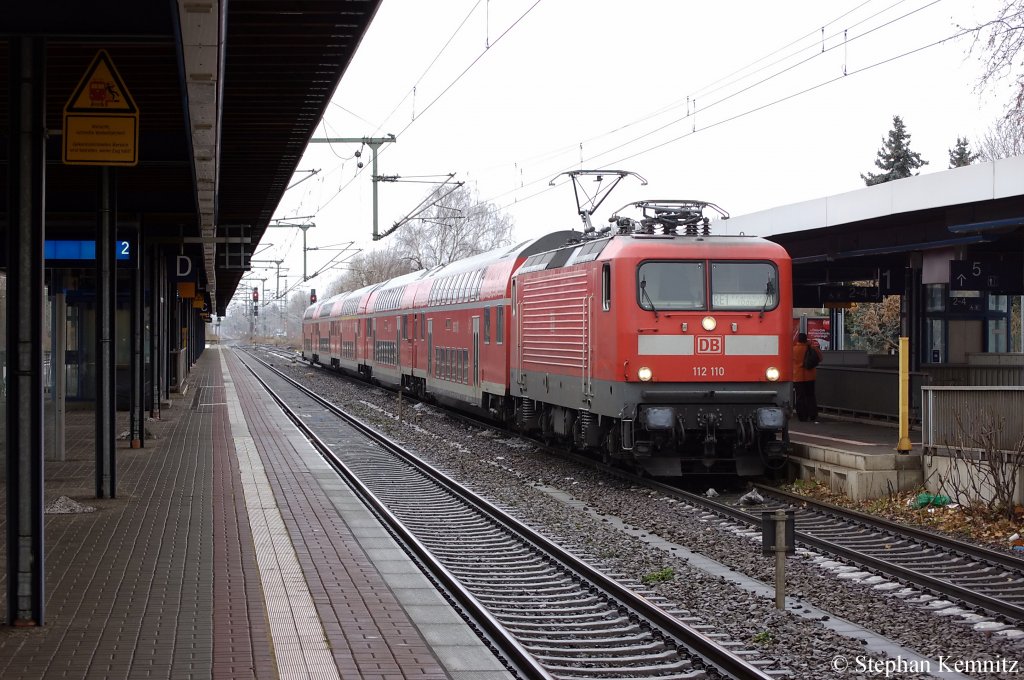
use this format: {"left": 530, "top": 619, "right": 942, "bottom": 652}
{"left": 956, "top": 274, "right": 967, "bottom": 285}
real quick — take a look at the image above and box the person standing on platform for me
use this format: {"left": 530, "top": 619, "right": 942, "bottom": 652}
{"left": 792, "top": 332, "right": 823, "bottom": 422}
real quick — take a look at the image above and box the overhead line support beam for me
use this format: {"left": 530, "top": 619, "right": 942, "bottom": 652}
{"left": 308, "top": 134, "right": 396, "bottom": 240}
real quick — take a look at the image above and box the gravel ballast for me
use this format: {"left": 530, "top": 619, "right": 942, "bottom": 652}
{"left": 267, "top": 351, "right": 1024, "bottom": 680}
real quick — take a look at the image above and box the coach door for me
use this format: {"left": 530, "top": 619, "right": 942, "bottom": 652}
{"left": 472, "top": 316, "right": 480, "bottom": 390}
{"left": 427, "top": 318, "right": 433, "bottom": 378}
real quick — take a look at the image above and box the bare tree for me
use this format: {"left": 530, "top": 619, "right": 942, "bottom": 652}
{"left": 285, "top": 290, "right": 312, "bottom": 344}
{"left": 968, "top": 2, "right": 1024, "bottom": 118}
{"left": 395, "top": 184, "right": 514, "bottom": 269}
{"left": 938, "top": 410, "right": 1024, "bottom": 520}
{"left": 327, "top": 244, "right": 414, "bottom": 295}
{"left": 976, "top": 114, "right": 1024, "bottom": 160}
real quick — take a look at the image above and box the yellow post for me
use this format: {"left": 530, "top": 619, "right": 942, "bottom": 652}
{"left": 896, "top": 336, "right": 912, "bottom": 452}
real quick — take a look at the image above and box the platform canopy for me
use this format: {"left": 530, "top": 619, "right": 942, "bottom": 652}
{"left": 723, "top": 156, "right": 1024, "bottom": 298}
{"left": 1, "top": 0, "right": 382, "bottom": 313}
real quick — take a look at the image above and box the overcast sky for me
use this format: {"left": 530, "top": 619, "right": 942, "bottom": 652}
{"left": 256, "top": 0, "right": 1009, "bottom": 302}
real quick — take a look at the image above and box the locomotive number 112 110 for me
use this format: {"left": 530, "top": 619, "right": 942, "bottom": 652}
{"left": 693, "top": 366, "right": 726, "bottom": 377}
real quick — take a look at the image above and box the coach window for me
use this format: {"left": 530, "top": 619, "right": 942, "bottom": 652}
{"left": 710, "top": 261, "right": 780, "bottom": 311}
{"left": 496, "top": 306, "right": 505, "bottom": 344}
{"left": 484, "top": 306, "right": 491, "bottom": 343}
{"left": 471, "top": 270, "right": 482, "bottom": 301}
{"left": 402, "top": 314, "right": 408, "bottom": 340}
{"left": 602, "top": 263, "right": 611, "bottom": 311}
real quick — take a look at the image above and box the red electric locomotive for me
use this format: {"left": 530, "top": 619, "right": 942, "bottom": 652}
{"left": 302, "top": 171, "right": 792, "bottom": 477}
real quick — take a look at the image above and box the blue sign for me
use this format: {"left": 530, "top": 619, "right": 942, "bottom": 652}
{"left": 44, "top": 239, "right": 130, "bottom": 261}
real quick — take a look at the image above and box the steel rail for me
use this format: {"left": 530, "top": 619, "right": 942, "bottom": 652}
{"left": 240, "top": 348, "right": 777, "bottom": 680}
{"left": 754, "top": 483, "right": 1024, "bottom": 572}
{"left": 635, "top": 479, "right": 1024, "bottom": 623}
{"left": 236, "top": 352, "right": 554, "bottom": 680}
{"left": 279, "top": 344, "right": 1024, "bottom": 622}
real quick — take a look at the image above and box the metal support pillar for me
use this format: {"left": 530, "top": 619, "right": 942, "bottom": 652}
{"left": 159, "top": 258, "right": 167, "bottom": 401}
{"left": 172, "top": 282, "right": 178, "bottom": 392}
{"left": 6, "top": 36, "right": 46, "bottom": 627}
{"left": 903, "top": 256, "right": 923, "bottom": 372}
{"left": 130, "top": 228, "right": 143, "bottom": 447}
{"left": 52, "top": 285, "right": 66, "bottom": 462}
{"left": 96, "top": 167, "right": 117, "bottom": 499}
{"left": 150, "top": 247, "right": 161, "bottom": 419}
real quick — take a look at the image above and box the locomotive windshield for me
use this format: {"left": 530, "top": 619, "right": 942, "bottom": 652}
{"left": 710, "top": 261, "right": 778, "bottom": 310}
{"left": 637, "top": 261, "right": 706, "bottom": 311}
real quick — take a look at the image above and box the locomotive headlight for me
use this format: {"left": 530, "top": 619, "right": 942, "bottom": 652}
{"left": 637, "top": 366, "right": 653, "bottom": 382}
{"left": 765, "top": 366, "right": 780, "bottom": 382}
{"left": 701, "top": 316, "right": 717, "bottom": 331}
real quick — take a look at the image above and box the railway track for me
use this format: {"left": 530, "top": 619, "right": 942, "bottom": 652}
{"left": 237, "top": 348, "right": 781, "bottom": 680}
{"left": 258, "top": 345, "right": 1024, "bottom": 628}
{"left": 740, "top": 485, "right": 1024, "bottom": 621}
{"left": 573, "top": 468, "right": 1024, "bottom": 626}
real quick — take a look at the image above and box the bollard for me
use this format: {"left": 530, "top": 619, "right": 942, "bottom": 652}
{"left": 774, "top": 509, "right": 786, "bottom": 609}
{"left": 761, "top": 509, "right": 795, "bottom": 610}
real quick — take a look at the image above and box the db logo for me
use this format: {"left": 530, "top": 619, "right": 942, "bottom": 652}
{"left": 696, "top": 336, "right": 723, "bottom": 354}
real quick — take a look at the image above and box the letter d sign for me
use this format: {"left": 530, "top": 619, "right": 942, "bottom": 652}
{"left": 177, "top": 255, "right": 192, "bottom": 278}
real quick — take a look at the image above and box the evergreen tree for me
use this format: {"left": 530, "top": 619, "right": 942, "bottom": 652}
{"left": 860, "top": 115, "right": 928, "bottom": 186}
{"left": 948, "top": 136, "right": 978, "bottom": 167}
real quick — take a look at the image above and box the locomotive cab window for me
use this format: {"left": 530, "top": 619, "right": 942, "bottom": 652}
{"left": 710, "top": 261, "right": 778, "bottom": 311}
{"left": 602, "top": 263, "right": 611, "bottom": 311}
{"left": 637, "top": 261, "right": 705, "bottom": 311}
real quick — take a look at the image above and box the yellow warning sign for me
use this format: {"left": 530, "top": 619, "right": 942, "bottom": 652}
{"left": 62, "top": 50, "right": 139, "bottom": 166}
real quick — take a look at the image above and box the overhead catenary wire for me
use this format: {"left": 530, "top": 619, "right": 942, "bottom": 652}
{"left": 483, "top": 25, "right": 975, "bottom": 216}
{"left": 269, "top": 0, "right": 958, "bottom": 286}
{"left": 477, "top": 0, "right": 949, "bottom": 211}
{"left": 282, "top": 0, "right": 546, "bottom": 225}
{"left": 465, "top": 1, "right": 924, "bottom": 200}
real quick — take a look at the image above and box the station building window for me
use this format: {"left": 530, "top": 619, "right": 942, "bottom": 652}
{"left": 988, "top": 318, "right": 1009, "bottom": 352}
{"left": 989, "top": 294, "right": 1009, "bottom": 313}
{"left": 925, "top": 284, "right": 945, "bottom": 312}
{"left": 925, "top": 318, "right": 945, "bottom": 364}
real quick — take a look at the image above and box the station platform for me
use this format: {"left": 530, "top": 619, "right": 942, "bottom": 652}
{"left": 788, "top": 416, "right": 924, "bottom": 500}
{"left": 0, "top": 347, "right": 512, "bottom": 680}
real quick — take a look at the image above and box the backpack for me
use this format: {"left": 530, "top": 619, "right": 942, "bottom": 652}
{"left": 802, "top": 346, "right": 821, "bottom": 370}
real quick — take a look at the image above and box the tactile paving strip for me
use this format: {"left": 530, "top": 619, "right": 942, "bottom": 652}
{"left": 220, "top": 352, "right": 341, "bottom": 680}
